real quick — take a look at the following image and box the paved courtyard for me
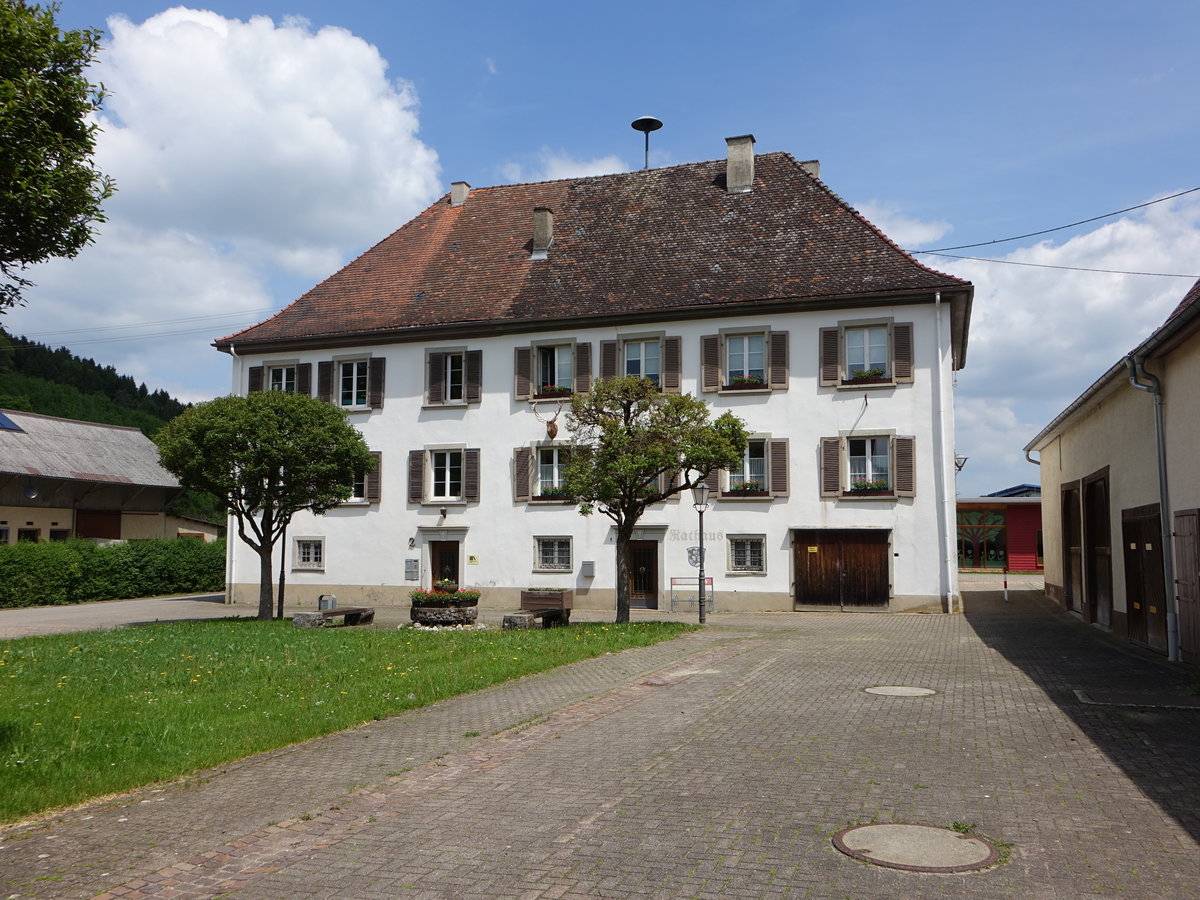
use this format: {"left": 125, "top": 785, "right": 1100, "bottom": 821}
{"left": 2, "top": 586, "right": 1199, "bottom": 899}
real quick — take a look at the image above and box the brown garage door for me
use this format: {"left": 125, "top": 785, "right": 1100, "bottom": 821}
{"left": 75, "top": 510, "right": 121, "bottom": 540}
{"left": 793, "top": 529, "right": 890, "bottom": 609}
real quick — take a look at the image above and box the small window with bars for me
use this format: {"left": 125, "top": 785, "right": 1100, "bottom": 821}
{"left": 728, "top": 536, "right": 766, "bottom": 573}
{"left": 536, "top": 537, "right": 572, "bottom": 571}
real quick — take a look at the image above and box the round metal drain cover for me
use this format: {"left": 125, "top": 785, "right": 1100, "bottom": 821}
{"left": 833, "top": 823, "right": 1001, "bottom": 873}
{"left": 864, "top": 685, "right": 937, "bottom": 697}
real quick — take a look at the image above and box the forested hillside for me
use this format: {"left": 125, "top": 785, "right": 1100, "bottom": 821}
{"left": 0, "top": 328, "right": 187, "bottom": 435}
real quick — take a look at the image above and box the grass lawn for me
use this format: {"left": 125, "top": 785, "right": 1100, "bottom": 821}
{"left": 0, "top": 619, "right": 694, "bottom": 823}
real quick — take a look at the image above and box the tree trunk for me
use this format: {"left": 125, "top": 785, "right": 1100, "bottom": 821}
{"left": 614, "top": 517, "right": 636, "bottom": 623}
{"left": 257, "top": 545, "right": 274, "bottom": 620}
{"left": 276, "top": 521, "right": 287, "bottom": 619}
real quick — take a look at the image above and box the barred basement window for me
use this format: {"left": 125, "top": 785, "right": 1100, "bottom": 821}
{"left": 729, "top": 536, "right": 765, "bottom": 573}
{"left": 536, "top": 538, "right": 572, "bottom": 571}
{"left": 294, "top": 538, "right": 325, "bottom": 570}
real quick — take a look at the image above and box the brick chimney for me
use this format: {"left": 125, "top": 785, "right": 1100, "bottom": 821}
{"left": 725, "top": 135, "right": 756, "bottom": 193}
{"left": 450, "top": 181, "right": 470, "bottom": 207}
{"left": 532, "top": 207, "right": 554, "bottom": 260}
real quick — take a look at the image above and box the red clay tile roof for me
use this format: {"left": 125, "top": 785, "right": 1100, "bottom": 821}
{"left": 1164, "top": 277, "right": 1200, "bottom": 324}
{"left": 218, "top": 152, "right": 971, "bottom": 350}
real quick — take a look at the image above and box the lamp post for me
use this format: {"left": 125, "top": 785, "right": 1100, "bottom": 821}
{"left": 691, "top": 480, "right": 711, "bottom": 624}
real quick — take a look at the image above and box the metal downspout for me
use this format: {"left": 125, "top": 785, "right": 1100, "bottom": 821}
{"left": 1125, "top": 355, "right": 1179, "bottom": 662}
{"left": 932, "top": 291, "right": 956, "bottom": 612}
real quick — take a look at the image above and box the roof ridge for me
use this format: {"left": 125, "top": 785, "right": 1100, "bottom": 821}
{"left": 1, "top": 409, "right": 146, "bottom": 433}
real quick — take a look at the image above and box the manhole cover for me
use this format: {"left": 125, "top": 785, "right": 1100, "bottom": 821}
{"left": 832, "top": 823, "right": 1001, "bottom": 873}
{"left": 864, "top": 685, "right": 937, "bottom": 697}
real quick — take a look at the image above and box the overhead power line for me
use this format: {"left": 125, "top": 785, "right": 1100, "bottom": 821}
{"left": 917, "top": 252, "right": 1200, "bottom": 279}
{"left": 916, "top": 186, "right": 1200, "bottom": 253}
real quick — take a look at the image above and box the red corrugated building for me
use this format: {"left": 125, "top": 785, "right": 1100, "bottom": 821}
{"left": 957, "top": 485, "right": 1043, "bottom": 572}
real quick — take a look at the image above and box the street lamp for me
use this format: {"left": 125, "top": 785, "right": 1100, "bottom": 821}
{"left": 691, "top": 480, "right": 711, "bottom": 624}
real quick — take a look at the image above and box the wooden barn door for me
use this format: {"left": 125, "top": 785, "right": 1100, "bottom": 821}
{"left": 1174, "top": 510, "right": 1200, "bottom": 666}
{"left": 793, "top": 530, "right": 889, "bottom": 609}
{"left": 1083, "top": 473, "right": 1112, "bottom": 628}
{"left": 1122, "top": 505, "right": 1166, "bottom": 652}
{"left": 1062, "top": 486, "right": 1083, "bottom": 613}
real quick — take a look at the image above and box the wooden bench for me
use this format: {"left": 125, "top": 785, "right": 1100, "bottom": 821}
{"left": 292, "top": 606, "right": 375, "bottom": 628}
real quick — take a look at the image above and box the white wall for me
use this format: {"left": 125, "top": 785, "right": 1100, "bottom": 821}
{"left": 228, "top": 301, "right": 954, "bottom": 612}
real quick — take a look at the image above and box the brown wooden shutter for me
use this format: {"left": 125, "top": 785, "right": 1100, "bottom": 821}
{"left": 464, "top": 448, "right": 480, "bottom": 501}
{"left": 599, "top": 340, "right": 618, "bottom": 380}
{"left": 662, "top": 336, "right": 682, "bottom": 393}
{"left": 366, "top": 451, "right": 382, "bottom": 502}
{"left": 514, "top": 347, "right": 531, "bottom": 400}
{"left": 768, "top": 331, "right": 789, "bottom": 390}
{"left": 769, "top": 438, "right": 789, "bottom": 496}
{"left": 893, "top": 322, "right": 914, "bottom": 383}
{"left": 296, "top": 363, "right": 312, "bottom": 396}
{"left": 820, "top": 437, "right": 841, "bottom": 497}
{"left": 701, "top": 335, "right": 721, "bottom": 392}
{"left": 369, "top": 358, "right": 385, "bottom": 409}
{"left": 574, "top": 342, "right": 592, "bottom": 393}
{"left": 408, "top": 450, "right": 424, "bottom": 503}
{"left": 819, "top": 328, "right": 840, "bottom": 386}
{"left": 513, "top": 447, "right": 531, "bottom": 502}
{"left": 317, "top": 361, "right": 333, "bottom": 402}
{"left": 894, "top": 437, "right": 915, "bottom": 497}
{"left": 247, "top": 366, "right": 263, "bottom": 393}
{"left": 427, "top": 352, "right": 445, "bottom": 404}
{"left": 703, "top": 467, "right": 721, "bottom": 493}
{"left": 465, "top": 350, "right": 482, "bottom": 403}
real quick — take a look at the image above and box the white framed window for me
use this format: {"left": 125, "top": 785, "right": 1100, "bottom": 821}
{"left": 339, "top": 359, "right": 369, "bottom": 407}
{"left": 269, "top": 365, "right": 296, "bottom": 392}
{"left": 0, "top": 527, "right": 8, "bottom": 545}
{"left": 444, "top": 352, "right": 465, "bottom": 401}
{"left": 624, "top": 338, "right": 660, "bottom": 386}
{"left": 349, "top": 469, "right": 367, "bottom": 502}
{"left": 431, "top": 450, "right": 463, "bottom": 499}
{"left": 537, "top": 446, "right": 569, "bottom": 497}
{"left": 538, "top": 344, "right": 574, "bottom": 392}
{"left": 726, "top": 333, "right": 765, "bottom": 384}
{"left": 536, "top": 537, "right": 572, "bottom": 571}
{"left": 848, "top": 437, "right": 890, "bottom": 490}
{"left": 727, "top": 441, "right": 767, "bottom": 492}
{"left": 728, "top": 535, "right": 766, "bottom": 574}
{"left": 845, "top": 326, "right": 889, "bottom": 379}
{"left": 293, "top": 537, "right": 325, "bottom": 571}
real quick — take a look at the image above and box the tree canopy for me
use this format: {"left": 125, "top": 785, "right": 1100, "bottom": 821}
{"left": 0, "top": 1, "right": 114, "bottom": 308}
{"left": 563, "top": 376, "right": 747, "bottom": 622}
{"left": 155, "top": 392, "right": 376, "bottom": 620}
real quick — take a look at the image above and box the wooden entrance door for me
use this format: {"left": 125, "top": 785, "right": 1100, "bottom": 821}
{"left": 1122, "top": 506, "right": 1167, "bottom": 652}
{"left": 430, "top": 541, "right": 460, "bottom": 586}
{"left": 627, "top": 541, "right": 659, "bottom": 609}
{"left": 1084, "top": 474, "right": 1112, "bottom": 628}
{"left": 1174, "top": 509, "right": 1200, "bottom": 665}
{"left": 793, "top": 529, "right": 890, "bottom": 608}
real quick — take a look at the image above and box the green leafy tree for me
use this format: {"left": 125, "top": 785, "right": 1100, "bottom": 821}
{"left": 0, "top": 1, "right": 114, "bottom": 308}
{"left": 562, "top": 376, "right": 747, "bottom": 623}
{"left": 155, "top": 392, "right": 376, "bottom": 620}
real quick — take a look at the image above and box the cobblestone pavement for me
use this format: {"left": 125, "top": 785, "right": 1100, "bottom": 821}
{"left": 3, "top": 588, "right": 1199, "bottom": 899}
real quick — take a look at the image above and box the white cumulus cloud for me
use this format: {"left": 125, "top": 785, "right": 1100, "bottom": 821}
{"left": 500, "top": 147, "right": 628, "bottom": 183}
{"left": 8, "top": 7, "right": 442, "bottom": 400}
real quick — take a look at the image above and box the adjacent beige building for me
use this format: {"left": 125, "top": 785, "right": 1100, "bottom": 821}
{"left": 1026, "top": 278, "right": 1200, "bottom": 662}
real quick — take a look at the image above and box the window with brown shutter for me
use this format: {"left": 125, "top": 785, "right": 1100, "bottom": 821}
{"left": 768, "top": 331, "right": 789, "bottom": 390}
{"left": 701, "top": 335, "right": 721, "bottom": 392}
{"left": 599, "top": 340, "right": 618, "bottom": 380}
{"left": 820, "top": 437, "right": 842, "bottom": 497}
{"left": 768, "top": 439, "right": 789, "bottom": 496}
{"left": 317, "top": 361, "right": 333, "bottom": 402}
{"left": 574, "top": 343, "right": 592, "bottom": 393}
{"left": 427, "top": 352, "right": 446, "bottom": 403}
{"left": 369, "top": 358, "right": 385, "bottom": 409}
{"left": 662, "top": 336, "right": 682, "bottom": 393}
{"left": 366, "top": 451, "right": 382, "bottom": 502}
{"left": 296, "top": 363, "right": 312, "bottom": 396}
{"left": 513, "top": 447, "right": 531, "bottom": 502}
{"left": 823, "top": 321, "right": 915, "bottom": 388}
{"left": 514, "top": 346, "right": 532, "bottom": 400}
{"left": 463, "top": 448, "right": 480, "bottom": 501}
{"left": 465, "top": 350, "right": 482, "bottom": 403}
{"left": 247, "top": 366, "right": 264, "bottom": 393}
{"left": 407, "top": 450, "right": 424, "bottom": 503}
{"left": 893, "top": 437, "right": 915, "bottom": 497}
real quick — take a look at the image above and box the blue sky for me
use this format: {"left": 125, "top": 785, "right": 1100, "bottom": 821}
{"left": 9, "top": 0, "right": 1200, "bottom": 496}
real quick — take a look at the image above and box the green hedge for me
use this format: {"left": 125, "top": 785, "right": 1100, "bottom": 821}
{"left": 0, "top": 538, "right": 226, "bottom": 608}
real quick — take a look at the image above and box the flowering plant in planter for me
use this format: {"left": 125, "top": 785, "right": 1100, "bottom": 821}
{"left": 847, "top": 368, "right": 886, "bottom": 383}
{"left": 728, "top": 374, "right": 765, "bottom": 387}
{"left": 410, "top": 588, "right": 481, "bottom": 607}
{"left": 729, "top": 480, "right": 764, "bottom": 492}
{"left": 536, "top": 485, "right": 570, "bottom": 499}
{"left": 848, "top": 478, "right": 890, "bottom": 492}
{"left": 536, "top": 384, "right": 572, "bottom": 397}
